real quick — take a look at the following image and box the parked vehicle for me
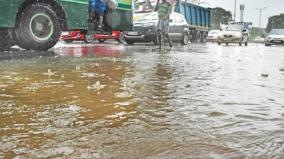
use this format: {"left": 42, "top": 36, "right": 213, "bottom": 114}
{"left": 174, "top": 1, "right": 211, "bottom": 43}
{"left": 254, "top": 36, "right": 265, "bottom": 43}
{"left": 217, "top": 25, "right": 249, "bottom": 46}
{"left": 0, "top": 0, "right": 133, "bottom": 51}
{"left": 124, "top": 12, "right": 191, "bottom": 45}
{"left": 265, "top": 29, "right": 284, "bottom": 46}
{"left": 61, "top": 30, "right": 125, "bottom": 43}
{"left": 207, "top": 30, "right": 221, "bottom": 42}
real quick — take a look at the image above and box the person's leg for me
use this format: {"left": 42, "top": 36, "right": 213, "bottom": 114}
{"left": 157, "top": 20, "right": 163, "bottom": 48}
{"left": 164, "top": 20, "right": 172, "bottom": 47}
{"left": 99, "top": 16, "right": 103, "bottom": 28}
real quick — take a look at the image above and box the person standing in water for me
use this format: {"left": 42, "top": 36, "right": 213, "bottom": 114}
{"left": 154, "top": 0, "right": 173, "bottom": 48}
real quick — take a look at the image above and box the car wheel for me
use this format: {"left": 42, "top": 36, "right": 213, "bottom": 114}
{"left": 245, "top": 42, "right": 248, "bottom": 46}
{"left": 0, "top": 28, "right": 15, "bottom": 51}
{"left": 181, "top": 33, "right": 190, "bottom": 45}
{"left": 218, "top": 42, "right": 221, "bottom": 45}
{"left": 117, "top": 32, "right": 125, "bottom": 43}
{"left": 14, "top": 3, "right": 61, "bottom": 50}
{"left": 84, "top": 34, "right": 94, "bottom": 43}
{"left": 125, "top": 40, "right": 134, "bottom": 45}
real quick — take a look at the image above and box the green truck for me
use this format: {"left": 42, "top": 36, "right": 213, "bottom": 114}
{"left": 0, "top": 0, "right": 133, "bottom": 51}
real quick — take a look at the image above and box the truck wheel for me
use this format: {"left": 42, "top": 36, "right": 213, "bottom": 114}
{"left": 201, "top": 32, "right": 207, "bottom": 43}
{"left": 14, "top": 3, "right": 61, "bottom": 50}
{"left": 117, "top": 32, "right": 125, "bottom": 43}
{"left": 0, "top": 28, "right": 15, "bottom": 51}
{"left": 196, "top": 31, "right": 202, "bottom": 43}
{"left": 181, "top": 33, "right": 190, "bottom": 45}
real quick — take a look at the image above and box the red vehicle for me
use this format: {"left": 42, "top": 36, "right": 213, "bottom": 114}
{"left": 60, "top": 30, "right": 125, "bottom": 44}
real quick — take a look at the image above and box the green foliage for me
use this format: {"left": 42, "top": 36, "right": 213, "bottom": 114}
{"left": 134, "top": 0, "right": 154, "bottom": 12}
{"left": 266, "top": 14, "right": 284, "bottom": 33}
{"left": 210, "top": 7, "right": 232, "bottom": 29}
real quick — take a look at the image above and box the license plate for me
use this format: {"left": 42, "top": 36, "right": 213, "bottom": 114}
{"left": 128, "top": 31, "right": 138, "bottom": 36}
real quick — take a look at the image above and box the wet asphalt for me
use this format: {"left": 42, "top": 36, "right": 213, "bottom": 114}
{"left": 0, "top": 41, "right": 284, "bottom": 158}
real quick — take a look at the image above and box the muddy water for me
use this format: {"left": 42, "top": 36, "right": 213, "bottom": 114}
{"left": 0, "top": 43, "right": 284, "bottom": 158}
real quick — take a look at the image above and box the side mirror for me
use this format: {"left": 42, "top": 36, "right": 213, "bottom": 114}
{"left": 169, "top": 19, "right": 173, "bottom": 23}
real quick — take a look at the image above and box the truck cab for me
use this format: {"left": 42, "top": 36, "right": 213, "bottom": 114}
{"left": 0, "top": 0, "right": 133, "bottom": 51}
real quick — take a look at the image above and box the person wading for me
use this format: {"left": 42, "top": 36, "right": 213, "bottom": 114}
{"left": 154, "top": 0, "right": 173, "bottom": 48}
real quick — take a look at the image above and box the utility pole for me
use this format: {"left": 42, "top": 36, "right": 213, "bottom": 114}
{"left": 240, "top": 4, "right": 245, "bottom": 22}
{"left": 234, "top": 0, "right": 237, "bottom": 22}
{"left": 256, "top": 7, "right": 266, "bottom": 28}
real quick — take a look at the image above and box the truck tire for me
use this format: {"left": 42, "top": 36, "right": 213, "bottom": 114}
{"left": 201, "top": 32, "right": 207, "bottom": 43}
{"left": 0, "top": 28, "right": 15, "bottom": 51}
{"left": 14, "top": 3, "right": 61, "bottom": 50}
{"left": 196, "top": 31, "right": 202, "bottom": 43}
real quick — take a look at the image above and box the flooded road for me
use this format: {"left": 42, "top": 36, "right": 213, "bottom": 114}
{"left": 0, "top": 42, "right": 284, "bottom": 158}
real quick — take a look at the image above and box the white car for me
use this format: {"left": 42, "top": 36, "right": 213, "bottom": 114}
{"left": 254, "top": 36, "right": 265, "bottom": 43}
{"left": 217, "top": 25, "right": 249, "bottom": 46}
{"left": 265, "top": 29, "right": 284, "bottom": 46}
{"left": 207, "top": 30, "right": 221, "bottom": 42}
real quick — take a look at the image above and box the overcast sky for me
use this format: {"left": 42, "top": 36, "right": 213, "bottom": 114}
{"left": 201, "top": 0, "right": 284, "bottom": 28}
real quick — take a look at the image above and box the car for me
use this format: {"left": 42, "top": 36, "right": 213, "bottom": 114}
{"left": 217, "top": 24, "right": 249, "bottom": 46}
{"left": 254, "top": 36, "right": 265, "bottom": 43}
{"left": 206, "top": 30, "right": 221, "bottom": 42}
{"left": 124, "top": 12, "right": 191, "bottom": 45}
{"left": 265, "top": 29, "right": 284, "bottom": 46}
{"left": 60, "top": 30, "right": 125, "bottom": 44}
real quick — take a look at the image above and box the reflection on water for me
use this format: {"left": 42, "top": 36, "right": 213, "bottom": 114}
{"left": 0, "top": 44, "right": 284, "bottom": 158}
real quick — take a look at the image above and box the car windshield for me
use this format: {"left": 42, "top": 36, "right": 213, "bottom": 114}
{"left": 134, "top": 12, "right": 158, "bottom": 23}
{"left": 226, "top": 25, "right": 242, "bottom": 31}
{"left": 270, "top": 29, "right": 284, "bottom": 35}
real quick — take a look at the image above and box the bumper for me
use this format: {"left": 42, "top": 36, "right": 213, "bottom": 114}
{"left": 218, "top": 37, "right": 242, "bottom": 43}
{"left": 124, "top": 33, "right": 157, "bottom": 42}
{"left": 265, "top": 40, "right": 284, "bottom": 45}
{"left": 207, "top": 38, "right": 218, "bottom": 42}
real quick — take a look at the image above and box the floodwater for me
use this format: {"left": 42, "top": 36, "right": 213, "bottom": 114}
{"left": 0, "top": 43, "right": 284, "bottom": 158}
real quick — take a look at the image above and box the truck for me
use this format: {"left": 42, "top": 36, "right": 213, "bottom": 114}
{"left": 130, "top": 0, "right": 211, "bottom": 43}
{"left": 0, "top": 0, "right": 133, "bottom": 51}
{"left": 174, "top": 0, "right": 211, "bottom": 42}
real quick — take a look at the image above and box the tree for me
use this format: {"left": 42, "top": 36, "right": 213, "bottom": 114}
{"left": 266, "top": 14, "right": 284, "bottom": 33}
{"left": 134, "top": 0, "right": 155, "bottom": 12}
{"left": 210, "top": 7, "right": 232, "bottom": 29}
